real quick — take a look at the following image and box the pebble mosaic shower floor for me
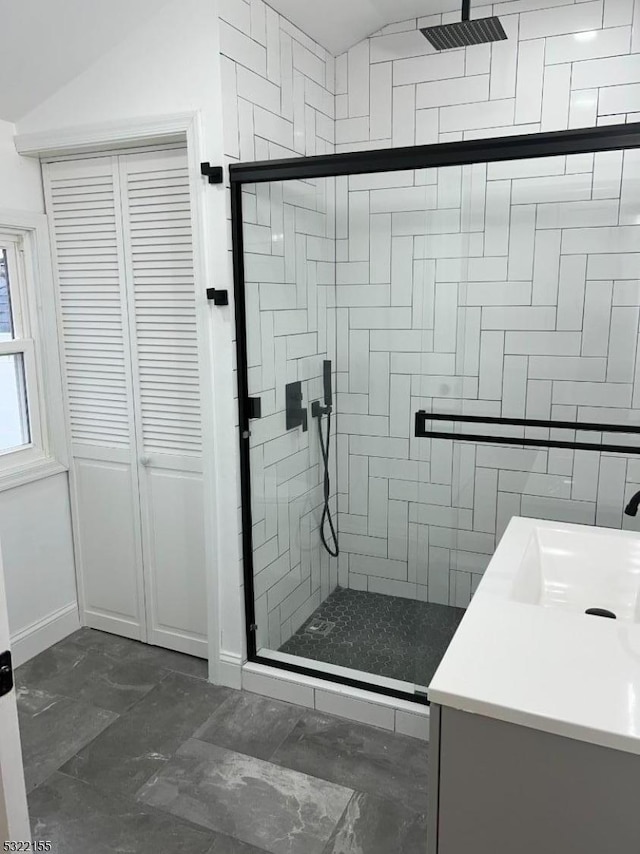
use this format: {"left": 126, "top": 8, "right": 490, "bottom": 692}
{"left": 280, "top": 587, "right": 465, "bottom": 687}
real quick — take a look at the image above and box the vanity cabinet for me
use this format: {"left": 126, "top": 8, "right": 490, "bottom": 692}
{"left": 428, "top": 704, "right": 640, "bottom": 854}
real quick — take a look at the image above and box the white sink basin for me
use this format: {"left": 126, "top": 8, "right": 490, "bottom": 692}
{"left": 511, "top": 525, "right": 640, "bottom": 623}
{"left": 430, "top": 517, "right": 640, "bottom": 757}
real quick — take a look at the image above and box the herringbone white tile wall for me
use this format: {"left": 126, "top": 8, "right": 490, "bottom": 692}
{"left": 334, "top": 0, "right": 640, "bottom": 607}
{"left": 220, "top": 0, "right": 338, "bottom": 649}
{"left": 221, "top": 0, "right": 640, "bottom": 630}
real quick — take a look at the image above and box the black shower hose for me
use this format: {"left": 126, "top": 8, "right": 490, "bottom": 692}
{"left": 317, "top": 409, "right": 339, "bottom": 558}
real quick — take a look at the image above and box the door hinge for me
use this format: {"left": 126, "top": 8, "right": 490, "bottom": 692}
{"left": 200, "top": 162, "right": 224, "bottom": 184}
{"left": 0, "top": 650, "right": 13, "bottom": 698}
{"left": 249, "top": 623, "right": 258, "bottom": 632}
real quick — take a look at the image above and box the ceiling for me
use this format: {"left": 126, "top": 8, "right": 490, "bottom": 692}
{"left": 0, "top": 0, "right": 173, "bottom": 122}
{"left": 0, "top": 0, "right": 457, "bottom": 123}
{"left": 265, "top": 0, "right": 459, "bottom": 55}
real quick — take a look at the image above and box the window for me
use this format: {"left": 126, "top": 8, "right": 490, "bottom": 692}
{"left": 0, "top": 220, "right": 66, "bottom": 487}
{"left": 0, "top": 241, "right": 34, "bottom": 455}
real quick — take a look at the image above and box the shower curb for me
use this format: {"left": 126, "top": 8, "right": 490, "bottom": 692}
{"left": 241, "top": 661, "right": 430, "bottom": 741}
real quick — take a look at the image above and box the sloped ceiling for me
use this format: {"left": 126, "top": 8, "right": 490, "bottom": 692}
{"left": 264, "top": 0, "right": 459, "bottom": 55}
{"left": 0, "top": 0, "right": 459, "bottom": 122}
{"left": 0, "top": 0, "right": 174, "bottom": 122}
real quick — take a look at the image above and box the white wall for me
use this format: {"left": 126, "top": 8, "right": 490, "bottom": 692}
{"left": 0, "top": 476, "right": 77, "bottom": 651}
{"left": 0, "top": 119, "right": 43, "bottom": 211}
{"left": 16, "top": 0, "right": 239, "bottom": 681}
{"left": 0, "top": 119, "right": 77, "bottom": 663}
{"left": 0, "top": 0, "right": 176, "bottom": 122}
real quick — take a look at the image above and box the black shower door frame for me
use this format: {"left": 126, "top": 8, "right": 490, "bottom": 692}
{"left": 229, "top": 122, "right": 640, "bottom": 705}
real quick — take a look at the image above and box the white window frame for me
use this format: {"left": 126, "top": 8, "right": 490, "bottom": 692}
{"left": 0, "top": 211, "right": 68, "bottom": 490}
{"left": 0, "top": 235, "right": 44, "bottom": 463}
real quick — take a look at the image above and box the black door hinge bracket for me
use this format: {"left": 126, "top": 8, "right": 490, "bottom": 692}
{"left": 206, "top": 288, "right": 229, "bottom": 306}
{"left": 248, "top": 398, "right": 262, "bottom": 420}
{"left": 200, "top": 163, "right": 224, "bottom": 184}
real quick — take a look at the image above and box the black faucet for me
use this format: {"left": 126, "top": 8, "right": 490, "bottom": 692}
{"left": 625, "top": 490, "right": 640, "bottom": 517}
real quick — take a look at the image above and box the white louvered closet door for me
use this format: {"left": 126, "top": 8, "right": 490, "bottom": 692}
{"left": 45, "top": 156, "right": 147, "bottom": 642}
{"left": 119, "top": 149, "right": 206, "bottom": 657}
{"left": 44, "top": 148, "right": 207, "bottom": 658}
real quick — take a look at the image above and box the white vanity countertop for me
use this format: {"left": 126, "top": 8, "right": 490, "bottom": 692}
{"left": 428, "top": 517, "right": 640, "bottom": 755}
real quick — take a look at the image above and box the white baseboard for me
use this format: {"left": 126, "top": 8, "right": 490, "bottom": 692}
{"left": 218, "top": 650, "right": 243, "bottom": 689}
{"left": 10, "top": 602, "right": 80, "bottom": 667}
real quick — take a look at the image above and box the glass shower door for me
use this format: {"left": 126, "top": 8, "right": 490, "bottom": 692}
{"left": 241, "top": 174, "right": 340, "bottom": 667}
{"left": 239, "top": 163, "right": 475, "bottom": 697}
{"left": 234, "top": 126, "right": 640, "bottom": 706}
{"left": 407, "top": 161, "right": 480, "bottom": 693}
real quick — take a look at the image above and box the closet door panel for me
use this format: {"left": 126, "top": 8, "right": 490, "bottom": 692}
{"left": 143, "top": 467, "right": 207, "bottom": 655}
{"left": 74, "top": 454, "right": 144, "bottom": 638}
{"left": 44, "top": 158, "right": 146, "bottom": 639}
{"left": 120, "top": 149, "right": 207, "bottom": 657}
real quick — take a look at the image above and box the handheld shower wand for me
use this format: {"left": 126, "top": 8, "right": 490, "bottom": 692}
{"left": 312, "top": 361, "right": 339, "bottom": 558}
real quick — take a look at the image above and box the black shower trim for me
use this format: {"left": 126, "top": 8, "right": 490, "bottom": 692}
{"left": 415, "top": 411, "right": 640, "bottom": 455}
{"left": 252, "top": 655, "right": 428, "bottom": 705}
{"left": 229, "top": 121, "right": 640, "bottom": 184}
{"left": 230, "top": 181, "right": 259, "bottom": 665}
{"left": 231, "top": 122, "right": 640, "bottom": 707}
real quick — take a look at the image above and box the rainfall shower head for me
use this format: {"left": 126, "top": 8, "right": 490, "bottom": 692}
{"left": 421, "top": 0, "right": 507, "bottom": 50}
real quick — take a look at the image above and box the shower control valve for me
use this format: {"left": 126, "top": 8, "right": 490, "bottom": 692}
{"left": 285, "top": 381, "right": 308, "bottom": 432}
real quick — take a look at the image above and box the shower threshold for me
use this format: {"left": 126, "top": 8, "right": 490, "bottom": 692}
{"left": 279, "top": 587, "right": 465, "bottom": 688}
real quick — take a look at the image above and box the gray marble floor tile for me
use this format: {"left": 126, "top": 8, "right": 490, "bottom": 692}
{"left": 194, "top": 691, "right": 303, "bottom": 760}
{"left": 37, "top": 651, "right": 166, "bottom": 713}
{"left": 68, "top": 627, "right": 208, "bottom": 679}
{"left": 29, "top": 772, "right": 216, "bottom": 854}
{"left": 17, "top": 685, "right": 64, "bottom": 716}
{"left": 207, "top": 835, "right": 270, "bottom": 853}
{"left": 137, "top": 739, "right": 353, "bottom": 854}
{"left": 17, "top": 688, "right": 117, "bottom": 792}
{"left": 15, "top": 639, "right": 88, "bottom": 690}
{"left": 58, "top": 626, "right": 144, "bottom": 658}
{"left": 322, "top": 793, "right": 427, "bottom": 854}
{"left": 15, "top": 629, "right": 137, "bottom": 693}
{"left": 126, "top": 642, "right": 209, "bottom": 680}
{"left": 19, "top": 628, "right": 208, "bottom": 690}
{"left": 61, "top": 672, "right": 233, "bottom": 797}
{"left": 271, "top": 711, "right": 428, "bottom": 814}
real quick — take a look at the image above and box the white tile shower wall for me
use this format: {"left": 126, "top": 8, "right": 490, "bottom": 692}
{"left": 334, "top": 0, "right": 640, "bottom": 606}
{"left": 220, "top": 0, "right": 338, "bottom": 649}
